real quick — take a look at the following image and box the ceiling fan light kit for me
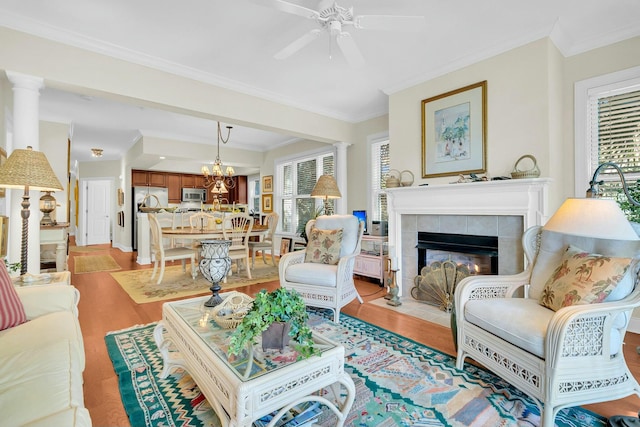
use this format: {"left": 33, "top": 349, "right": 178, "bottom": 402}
{"left": 262, "top": 0, "right": 425, "bottom": 66}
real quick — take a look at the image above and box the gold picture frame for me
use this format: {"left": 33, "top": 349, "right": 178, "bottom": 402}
{"left": 262, "top": 194, "right": 273, "bottom": 213}
{"left": 0, "top": 148, "right": 6, "bottom": 198}
{"left": 0, "top": 216, "right": 7, "bottom": 257}
{"left": 262, "top": 175, "right": 273, "bottom": 193}
{"left": 421, "top": 81, "right": 487, "bottom": 178}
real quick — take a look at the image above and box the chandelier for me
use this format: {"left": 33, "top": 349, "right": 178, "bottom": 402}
{"left": 202, "top": 122, "right": 236, "bottom": 192}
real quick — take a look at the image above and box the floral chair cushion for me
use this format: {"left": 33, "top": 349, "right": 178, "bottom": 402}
{"left": 304, "top": 227, "right": 343, "bottom": 265}
{"left": 539, "top": 244, "right": 633, "bottom": 311}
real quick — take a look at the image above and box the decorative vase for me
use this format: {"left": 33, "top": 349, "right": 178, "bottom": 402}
{"left": 199, "top": 240, "right": 232, "bottom": 307}
{"left": 261, "top": 322, "right": 291, "bottom": 351}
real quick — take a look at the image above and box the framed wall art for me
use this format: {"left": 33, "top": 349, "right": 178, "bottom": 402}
{"left": 262, "top": 175, "right": 273, "bottom": 193}
{"left": 280, "top": 237, "right": 292, "bottom": 255}
{"left": 421, "top": 81, "right": 487, "bottom": 178}
{"left": 262, "top": 194, "right": 273, "bottom": 213}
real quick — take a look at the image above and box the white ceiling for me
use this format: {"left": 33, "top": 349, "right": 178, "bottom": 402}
{"left": 1, "top": 0, "right": 639, "bottom": 169}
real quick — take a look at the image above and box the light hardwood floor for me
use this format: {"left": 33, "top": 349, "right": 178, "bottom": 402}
{"left": 71, "top": 240, "right": 640, "bottom": 426}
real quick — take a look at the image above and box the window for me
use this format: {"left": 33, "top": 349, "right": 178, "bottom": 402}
{"left": 277, "top": 149, "right": 335, "bottom": 234}
{"left": 370, "top": 138, "right": 390, "bottom": 222}
{"left": 575, "top": 66, "right": 640, "bottom": 202}
{"left": 248, "top": 174, "right": 260, "bottom": 213}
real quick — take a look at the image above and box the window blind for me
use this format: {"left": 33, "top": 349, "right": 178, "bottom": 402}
{"left": 594, "top": 88, "right": 640, "bottom": 199}
{"left": 371, "top": 140, "right": 390, "bottom": 222}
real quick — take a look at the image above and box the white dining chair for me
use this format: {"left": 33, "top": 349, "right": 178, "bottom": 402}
{"left": 148, "top": 214, "right": 197, "bottom": 284}
{"left": 248, "top": 212, "right": 278, "bottom": 268}
{"left": 222, "top": 213, "right": 253, "bottom": 279}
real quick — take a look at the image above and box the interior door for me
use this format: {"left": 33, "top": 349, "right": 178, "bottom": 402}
{"left": 86, "top": 179, "right": 111, "bottom": 245}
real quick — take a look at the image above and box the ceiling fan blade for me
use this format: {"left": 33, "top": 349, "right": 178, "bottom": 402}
{"left": 355, "top": 15, "right": 426, "bottom": 32}
{"left": 253, "top": 0, "right": 319, "bottom": 19}
{"left": 274, "top": 29, "right": 323, "bottom": 59}
{"left": 336, "top": 32, "right": 365, "bottom": 68}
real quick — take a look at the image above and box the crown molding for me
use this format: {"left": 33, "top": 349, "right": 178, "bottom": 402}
{"left": 0, "top": 12, "right": 365, "bottom": 122}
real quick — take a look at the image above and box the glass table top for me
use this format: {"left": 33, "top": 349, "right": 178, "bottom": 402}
{"left": 166, "top": 295, "right": 335, "bottom": 381}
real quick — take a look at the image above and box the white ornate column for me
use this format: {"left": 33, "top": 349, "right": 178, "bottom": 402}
{"left": 333, "top": 142, "right": 350, "bottom": 214}
{"left": 6, "top": 71, "right": 44, "bottom": 274}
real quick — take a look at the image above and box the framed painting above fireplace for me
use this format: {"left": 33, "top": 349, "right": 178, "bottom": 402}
{"left": 421, "top": 81, "right": 487, "bottom": 178}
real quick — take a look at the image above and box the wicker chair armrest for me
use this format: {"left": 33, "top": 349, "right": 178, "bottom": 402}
{"left": 455, "top": 270, "right": 530, "bottom": 309}
{"left": 278, "top": 249, "right": 307, "bottom": 283}
{"left": 546, "top": 287, "right": 640, "bottom": 365}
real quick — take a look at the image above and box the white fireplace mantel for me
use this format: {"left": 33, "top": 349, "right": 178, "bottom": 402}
{"left": 386, "top": 178, "right": 552, "bottom": 293}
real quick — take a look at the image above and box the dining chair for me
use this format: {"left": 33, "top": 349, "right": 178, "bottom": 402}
{"left": 189, "top": 212, "right": 218, "bottom": 230}
{"left": 148, "top": 214, "right": 197, "bottom": 285}
{"left": 222, "top": 213, "right": 254, "bottom": 279}
{"left": 248, "top": 212, "right": 279, "bottom": 268}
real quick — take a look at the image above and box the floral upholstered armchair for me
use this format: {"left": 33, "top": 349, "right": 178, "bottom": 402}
{"left": 279, "top": 214, "right": 364, "bottom": 322}
{"left": 455, "top": 199, "right": 640, "bottom": 427}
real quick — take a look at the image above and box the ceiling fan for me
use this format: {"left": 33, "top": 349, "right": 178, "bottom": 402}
{"left": 258, "top": 0, "right": 426, "bottom": 67}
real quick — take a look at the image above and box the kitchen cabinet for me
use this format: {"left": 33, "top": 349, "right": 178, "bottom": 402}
{"left": 132, "top": 170, "right": 167, "bottom": 187}
{"left": 132, "top": 170, "right": 149, "bottom": 186}
{"left": 167, "top": 174, "right": 181, "bottom": 203}
{"left": 181, "top": 174, "right": 196, "bottom": 187}
{"left": 354, "top": 235, "right": 388, "bottom": 284}
{"left": 131, "top": 170, "right": 247, "bottom": 205}
{"left": 148, "top": 172, "right": 166, "bottom": 187}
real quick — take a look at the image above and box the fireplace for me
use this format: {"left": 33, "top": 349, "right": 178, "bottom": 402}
{"left": 417, "top": 232, "right": 499, "bottom": 275}
{"left": 385, "top": 178, "right": 552, "bottom": 297}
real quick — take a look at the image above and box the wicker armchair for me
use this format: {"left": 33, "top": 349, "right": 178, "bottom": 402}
{"left": 455, "top": 224, "right": 640, "bottom": 427}
{"left": 279, "top": 215, "right": 364, "bottom": 322}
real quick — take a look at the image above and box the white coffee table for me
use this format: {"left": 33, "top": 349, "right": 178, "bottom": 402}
{"left": 154, "top": 294, "right": 355, "bottom": 427}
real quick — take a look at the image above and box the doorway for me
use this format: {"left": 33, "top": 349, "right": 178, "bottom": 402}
{"left": 79, "top": 178, "right": 113, "bottom": 245}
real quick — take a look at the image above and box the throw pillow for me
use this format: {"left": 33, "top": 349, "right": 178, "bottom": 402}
{"left": 539, "top": 244, "right": 633, "bottom": 311}
{"left": 305, "top": 227, "right": 343, "bottom": 265}
{"left": 0, "top": 262, "right": 27, "bottom": 331}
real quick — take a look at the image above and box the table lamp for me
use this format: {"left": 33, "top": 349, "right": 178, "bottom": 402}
{"left": 0, "top": 146, "right": 63, "bottom": 275}
{"left": 311, "top": 174, "right": 341, "bottom": 215}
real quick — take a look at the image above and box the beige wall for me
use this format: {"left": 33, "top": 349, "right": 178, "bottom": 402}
{"left": 0, "top": 26, "right": 354, "bottom": 145}
{"left": 389, "top": 38, "right": 566, "bottom": 209}
{"left": 39, "top": 121, "right": 69, "bottom": 224}
{"left": 389, "top": 36, "right": 640, "bottom": 212}
{"left": 348, "top": 115, "right": 389, "bottom": 213}
{"left": 2, "top": 26, "right": 640, "bottom": 256}
{"left": 561, "top": 36, "right": 640, "bottom": 198}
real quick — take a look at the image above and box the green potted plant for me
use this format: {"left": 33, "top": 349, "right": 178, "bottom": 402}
{"left": 228, "top": 288, "right": 317, "bottom": 360}
{"left": 297, "top": 204, "right": 324, "bottom": 243}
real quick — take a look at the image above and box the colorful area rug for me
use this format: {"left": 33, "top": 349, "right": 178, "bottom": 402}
{"left": 74, "top": 254, "right": 122, "bottom": 274}
{"left": 105, "top": 309, "right": 606, "bottom": 427}
{"left": 110, "top": 263, "right": 279, "bottom": 304}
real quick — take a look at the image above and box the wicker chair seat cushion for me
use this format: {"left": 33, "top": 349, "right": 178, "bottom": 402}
{"left": 465, "top": 297, "right": 625, "bottom": 358}
{"left": 284, "top": 262, "right": 337, "bottom": 287}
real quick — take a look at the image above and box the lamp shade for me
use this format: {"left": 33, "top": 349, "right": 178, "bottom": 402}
{"left": 543, "top": 198, "right": 639, "bottom": 241}
{"left": 211, "top": 181, "right": 228, "bottom": 194}
{"left": 311, "top": 175, "right": 341, "bottom": 199}
{"left": 0, "top": 146, "right": 63, "bottom": 191}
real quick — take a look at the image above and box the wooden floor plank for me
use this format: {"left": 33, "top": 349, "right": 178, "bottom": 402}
{"left": 72, "top": 239, "right": 640, "bottom": 426}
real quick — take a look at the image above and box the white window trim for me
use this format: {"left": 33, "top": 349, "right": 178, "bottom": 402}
{"left": 274, "top": 146, "right": 337, "bottom": 236}
{"left": 367, "top": 131, "right": 389, "bottom": 222}
{"left": 574, "top": 65, "right": 640, "bottom": 196}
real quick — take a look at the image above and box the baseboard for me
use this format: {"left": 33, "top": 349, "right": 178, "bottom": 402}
{"left": 112, "top": 242, "right": 131, "bottom": 253}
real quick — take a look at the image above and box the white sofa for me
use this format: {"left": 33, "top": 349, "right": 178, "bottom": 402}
{"left": 0, "top": 284, "right": 92, "bottom": 427}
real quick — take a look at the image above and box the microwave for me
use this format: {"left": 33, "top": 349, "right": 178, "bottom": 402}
{"left": 181, "top": 188, "right": 206, "bottom": 202}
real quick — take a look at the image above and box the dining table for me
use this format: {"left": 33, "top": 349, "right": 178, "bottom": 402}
{"left": 161, "top": 224, "right": 269, "bottom": 240}
{"left": 161, "top": 224, "right": 270, "bottom": 278}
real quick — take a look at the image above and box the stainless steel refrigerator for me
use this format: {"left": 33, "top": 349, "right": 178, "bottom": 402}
{"left": 132, "top": 187, "right": 169, "bottom": 251}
